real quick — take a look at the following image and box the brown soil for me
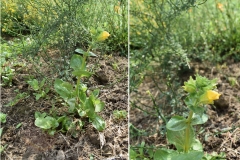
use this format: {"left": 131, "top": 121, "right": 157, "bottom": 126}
{"left": 130, "top": 60, "right": 240, "bottom": 160}
{"left": 1, "top": 50, "right": 128, "bottom": 159}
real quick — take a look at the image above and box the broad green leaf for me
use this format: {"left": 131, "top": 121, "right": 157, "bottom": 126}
{"left": 66, "top": 98, "right": 76, "bottom": 113}
{"left": 85, "top": 98, "right": 95, "bottom": 117}
{"left": 0, "top": 144, "right": 7, "bottom": 153}
{"left": 70, "top": 54, "right": 83, "bottom": 70}
{"left": 61, "top": 117, "right": 72, "bottom": 131}
{"left": 77, "top": 88, "right": 87, "bottom": 103}
{"left": 192, "top": 139, "right": 203, "bottom": 151}
{"left": 35, "top": 93, "right": 42, "bottom": 100}
{"left": 170, "top": 151, "right": 204, "bottom": 160}
{"left": 34, "top": 112, "right": 46, "bottom": 119}
{"left": 48, "top": 130, "right": 56, "bottom": 136}
{"left": 75, "top": 48, "right": 97, "bottom": 57}
{"left": 92, "top": 89, "right": 100, "bottom": 97}
{"left": 166, "top": 116, "right": 187, "bottom": 131}
{"left": 167, "top": 126, "right": 195, "bottom": 152}
{"left": 0, "top": 113, "right": 7, "bottom": 123}
{"left": 39, "top": 78, "right": 46, "bottom": 88}
{"left": 90, "top": 115, "right": 105, "bottom": 131}
{"left": 72, "top": 70, "right": 92, "bottom": 77}
{"left": 95, "top": 100, "right": 105, "bottom": 112}
{"left": 130, "top": 148, "right": 138, "bottom": 159}
{"left": 191, "top": 114, "right": 208, "bottom": 125}
{"left": 35, "top": 116, "right": 59, "bottom": 130}
{"left": 28, "top": 79, "right": 39, "bottom": 91}
{"left": 154, "top": 148, "right": 172, "bottom": 160}
{"left": 54, "top": 78, "right": 74, "bottom": 99}
{"left": 189, "top": 105, "right": 205, "bottom": 115}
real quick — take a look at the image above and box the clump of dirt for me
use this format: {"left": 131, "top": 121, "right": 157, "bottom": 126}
{"left": 1, "top": 51, "right": 128, "bottom": 159}
{"left": 130, "top": 60, "right": 240, "bottom": 159}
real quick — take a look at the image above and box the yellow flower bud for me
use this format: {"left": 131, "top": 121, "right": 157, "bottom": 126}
{"left": 199, "top": 90, "right": 221, "bottom": 104}
{"left": 96, "top": 31, "right": 110, "bottom": 42}
{"left": 183, "top": 85, "right": 196, "bottom": 93}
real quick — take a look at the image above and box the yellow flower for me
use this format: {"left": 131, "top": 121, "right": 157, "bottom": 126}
{"left": 114, "top": 5, "right": 120, "bottom": 14}
{"left": 199, "top": 90, "right": 221, "bottom": 104}
{"left": 217, "top": 3, "right": 224, "bottom": 12}
{"left": 96, "top": 31, "right": 110, "bottom": 42}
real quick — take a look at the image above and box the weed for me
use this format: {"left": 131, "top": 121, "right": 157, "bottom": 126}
{"left": 5, "top": 89, "right": 29, "bottom": 107}
{"left": 113, "top": 110, "right": 127, "bottom": 120}
{"left": 27, "top": 78, "right": 50, "bottom": 100}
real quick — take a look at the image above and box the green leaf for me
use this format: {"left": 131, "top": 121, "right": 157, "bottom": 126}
{"left": 35, "top": 116, "right": 59, "bottom": 130}
{"left": 189, "top": 105, "right": 205, "bottom": 115}
{"left": 48, "top": 130, "right": 56, "bottom": 136}
{"left": 191, "top": 114, "right": 208, "bottom": 125}
{"left": 70, "top": 54, "right": 83, "bottom": 70}
{"left": 66, "top": 98, "right": 76, "bottom": 113}
{"left": 27, "top": 79, "right": 39, "bottom": 91}
{"left": 166, "top": 116, "right": 187, "bottom": 131}
{"left": 85, "top": 98, "right": 96, "bottom": 117}
{"left": 92, "top": 89, "right": 100, "bottom": 97}
{"left": 130, "top": 148, "right": 138, "bottom": 159}
{"left": 167, "top": 126, "right": 195, "bottom": 151}
{"left": 35, "top": 93, "right": 42, "bottom": 100}
{"left": 95, "top": 100, "right": 105, "bottom": 112}
{"left": 90, "top": 115, "right": 105, "bottom": 131}
{"left": 72, "top": 70, "right": 92, "bottom": 77}
{"left": 75, "top": 48, "right": 97, "bottom": 57}
{"left": 34, "top": 111, "right": 46, "bottom": 119}
{"left": 170, "top": 151, "right": 204, "bottom": 160}
{"left": 0, "top": 113, "right": 7, "bottom": 123}
{"left": 54, "top": 78, "right": 74, "bottom": 100}
{"left": 192, "top": 139, "right": 203, "bottom": 151}
{"left": 154, "top": 148, "right": 172, "bottom": 160}
{"left": 16, "top": 122, "right": 22, "bottom": 129}
{"left": 39, "top": 78, "right": 46, "bottom": 88}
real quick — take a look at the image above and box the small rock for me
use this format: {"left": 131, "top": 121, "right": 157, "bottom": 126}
{"left": 56, "top": 150, "right": 65, "bottom": 160}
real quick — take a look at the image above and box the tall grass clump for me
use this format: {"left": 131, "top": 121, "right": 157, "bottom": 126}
{"left": 172, "top": 0, "right": 240, "bottom": 63}
{"left": 1, "top": 0, "right": 127, "bottom": 79}
{"left": 130, "top": 0, "right": 201, "bottom": 120}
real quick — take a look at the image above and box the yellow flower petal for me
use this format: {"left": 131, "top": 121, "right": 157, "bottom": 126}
{"left": 199, "top": 90, "right": 221, "bottom": 104}
{"left": 96, "top": 31, "right": 110, "bottom": 42}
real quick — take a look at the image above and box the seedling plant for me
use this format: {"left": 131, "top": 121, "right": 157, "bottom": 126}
{"left": 27, "top": 78, "right": 50, "bottom": 100}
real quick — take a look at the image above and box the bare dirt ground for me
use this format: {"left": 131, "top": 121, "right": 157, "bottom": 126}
{"left": 1, "top": 49, "right": 128, "bottom": 159}
{"left": 130, "top": 60, "right": 240, "bottom": 160}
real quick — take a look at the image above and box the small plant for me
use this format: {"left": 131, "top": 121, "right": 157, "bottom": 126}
{"left": 152, "top": 75, "right": 225, "bottom": 159}
{"left": 113, "top": 110, "right": 127, "bottom": 120}
{"left": 1, "top": 66, "right": 15, "bottom": 86}
{"left": 27, "top": 78, "right": 50, "bottom": 100}
{"left": 35, "top": 30, "right": 110, "bottom": 134}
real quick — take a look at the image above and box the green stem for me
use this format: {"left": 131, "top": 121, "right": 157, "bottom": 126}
{"left": 76, "top": 45, "right": 92, "bottom": 104}
{"left": 184, "top": 110, "right": 193, "bottom": 153}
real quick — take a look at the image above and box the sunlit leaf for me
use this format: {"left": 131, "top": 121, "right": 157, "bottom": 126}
{"left": 70, "top": 54, "right": 83, "bottom": 70}
{"left": 166, "top": 116, "right": 187, "bottom": 131}
{"left": 91, "top": 115, "right": 105, "bottom": 131}
{"left": 75, "top": 48, "right": 97, "bottom": 57}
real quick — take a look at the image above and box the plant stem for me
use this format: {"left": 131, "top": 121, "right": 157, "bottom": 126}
{"left": 184, "top": 110, "right": 193, "bottom": 153}
{"left": 76, "top": 45, "right": 92, "bottom": 104}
